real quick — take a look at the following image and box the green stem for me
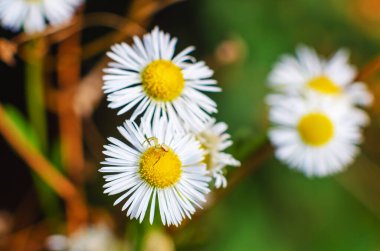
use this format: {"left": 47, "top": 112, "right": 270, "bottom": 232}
{"left": 25, "top": 40, "right": 61, "bottom": 227}
{"left": 25, "top": 39, "right": 47, "bottom": 152}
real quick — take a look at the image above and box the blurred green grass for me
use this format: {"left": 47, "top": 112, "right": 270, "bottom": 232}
{"left": 169, "top": 0, "right": 380, "bottom": 250}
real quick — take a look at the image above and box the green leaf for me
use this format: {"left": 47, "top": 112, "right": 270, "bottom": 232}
{"left": 3, "top": 104, "right": 63, "bottom": 227}
{"left": 3, "top": 104, "right": 41, "bottom": 150}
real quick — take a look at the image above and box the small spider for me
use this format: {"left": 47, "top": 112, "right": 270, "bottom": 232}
{"left": 143, "top": 136, "right": 169, "bottom": 152}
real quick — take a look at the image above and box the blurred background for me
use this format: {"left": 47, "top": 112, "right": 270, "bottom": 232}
{"left": 1, "top": 0, "right": 380, "bottom": 250}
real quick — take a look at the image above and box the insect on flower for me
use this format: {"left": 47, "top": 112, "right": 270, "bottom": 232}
{"left": 100, "top": 118, "right": 211, "bottom": 226}
{"left": 143, "top": 136, "right": 169, "bottom": 152}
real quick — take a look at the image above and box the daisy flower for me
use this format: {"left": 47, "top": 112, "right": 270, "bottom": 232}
{"left": 268, "top": 94, "right": 363, "bottom": 177}
{"left": 195, "top": 118, "right": 240, "bottom": 188}
{"left": 99, "top": 117, "right": 210, "bottom": 226}
{"left": 268, "top": 45, "right": 373, "bottom": 107}
{"left": 0, "top": 0, "right": 82, "bottom": 34}
{"left": 103, "top": 27, "right": 221, "bottom": 131}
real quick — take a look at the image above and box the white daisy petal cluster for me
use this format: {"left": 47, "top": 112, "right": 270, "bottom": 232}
{"left": 46, "top": 224, "right": 119, "bottom": 251}
{"left": 267, "top": 45, "right": 372, "bottom": 177}
{"left": 101, "top": 27, "right": 239, "bottom": 226}
{"left": 268, "top": 46, "right": 373, "bottom": 107}
{"left": 101, "top": 118, "right": 210, "bottom": 226}
{"left": 103, "top": 27, "right": 220, "bottom": 131}
{"left": 0, "top": 0, "right": 83, "bottom": 34}
{"left": 195, "top": 118, "right": 240, "bottom": 188}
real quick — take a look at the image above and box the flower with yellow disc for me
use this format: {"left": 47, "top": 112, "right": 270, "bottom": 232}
{"left": 268, "top": 45, "right": 372, "bottom": 110}
{"left": 99, "top": 117, "right": 210, "bottom": 226}
{"left": 103, "top": 27, "right": 221, "bottom": 131}
{"left": 268, "top": 93, "right": 363, "bottom": 177}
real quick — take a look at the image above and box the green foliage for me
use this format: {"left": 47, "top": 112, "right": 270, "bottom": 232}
{"left": 4, "top": 104, "right": 41, "bottom": 149}
{"left": 170, "top": 0, "right": 380, "bottom": 250}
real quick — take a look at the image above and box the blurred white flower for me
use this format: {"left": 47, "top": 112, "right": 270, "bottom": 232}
{"left": 268, "top": 45, "right": 373, "bottom": 107}
{"left": 100, "top": 117, "right": 211, "bottom": 226}
{"left": 103, "top": 27, "right": 220, "bottom": 131}
{"left": 0, "top": 0, "right": 82, "bottom": 33}
{"left": 268, "top": 94, "right": 364, "bottom": 177}
{"left": 46, "top": 224, "right": 119, "bottom": 251}
{"left": 195, "top": 118, "right": 240, "bottom": 188}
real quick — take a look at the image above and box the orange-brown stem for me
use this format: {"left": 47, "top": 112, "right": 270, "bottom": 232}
{"left": 356, "top": 55, "right": 380, "bottom": 82}
{"left": 57, "top": 18, "right": 85, "bottom": 186}
{"left": 56, "top": 12, "right": 88, "bottom": 232}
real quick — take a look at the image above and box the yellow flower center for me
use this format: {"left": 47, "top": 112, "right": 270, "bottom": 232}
{"left": 141, "top": 60, "right": 185, "bottom": 101}
{"left": 199, "top": 143, "right": 212, "bottom": 169}
{"left": 198, "top": 133, "right": 219, "bottom": 170}
{"left": 307, "top": 76, "right": 341, "bottom": 95}
{"left": 203, "top": 152, "right": 212, "bottom": 169}
{"left": 139, "top": 146, "right": 182, "bottom": 188}
{"left": 297, "top": 113, "right": 334, "bottom": 146}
